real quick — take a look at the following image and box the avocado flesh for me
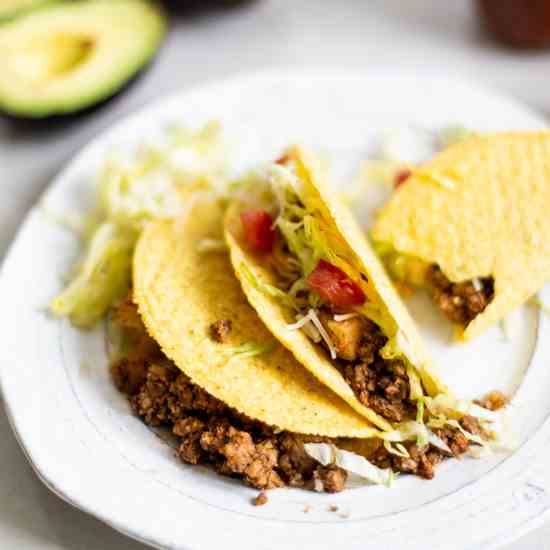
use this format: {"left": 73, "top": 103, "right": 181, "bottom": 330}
{"left": 0, "top": 0, "right": 167, "bottom": 118}
{"left": 0, "top": 0, "right": 54, "bottom": 21}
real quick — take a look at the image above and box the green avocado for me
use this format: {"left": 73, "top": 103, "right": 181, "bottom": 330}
{"left": 0, "top": 0, "right": 57, "bottom": 22}
{"left": 0, "top": 0, "right": 167, "bottom": 118}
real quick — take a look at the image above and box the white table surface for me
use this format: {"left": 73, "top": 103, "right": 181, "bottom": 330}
{"left": 1, "top": 1, "right": 550, "bottom": 548}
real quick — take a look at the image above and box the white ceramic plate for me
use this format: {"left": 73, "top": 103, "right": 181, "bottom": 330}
{"left": 2, "top": 70, "right": 550, "bottom": 550}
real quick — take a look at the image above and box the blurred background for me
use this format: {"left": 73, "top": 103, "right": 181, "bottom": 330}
{"left": 1, "top": 1, "right": 550, "bottom": 549}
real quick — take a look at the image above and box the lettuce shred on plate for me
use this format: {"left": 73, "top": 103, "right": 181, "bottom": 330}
{"left": 531, "top": 295, "right": 550, "bottom": 315}
{"left": 49, "top": 121, "right": 227, "bottom": 327}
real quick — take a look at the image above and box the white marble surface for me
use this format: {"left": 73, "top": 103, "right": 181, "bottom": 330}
{"left": 1, "top": 1, "right": 550, "bottom": 548}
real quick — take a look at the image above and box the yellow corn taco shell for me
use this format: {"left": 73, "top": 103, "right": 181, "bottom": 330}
{"left": 133, "top": 198, "right": 379, "bottom": 438}
{"left": 372, "top": 132, "right": 550, "bottom": 340}
{"left": 225, "top": 146, "right": 448, "bottom": 432}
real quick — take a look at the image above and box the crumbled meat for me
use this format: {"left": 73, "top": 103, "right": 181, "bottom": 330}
{"left": 427, "top": 265, "right": 494, "bottom": 326}
{"left": 322, "top": 314, "right": 366, "bottom": 361}
{"left": 475, "top": 390, "right": 508, "bottom": 411}
{"left": 278, "top": 433, "right": 319, "bottom": 487}
{"left": 390, "top": 443, "right": 443, "bottom": 480}
{"left": 130, "top": 360, "right": 228, "bottom": 427}
{"left": 218, "top": 427, "right": 257, "bottom": 473}
{"left": 369, "top": 394, "right": 411, "bottom": 422}
{"left": 460, "top": 415, "right": 486, "bottom": 440}
{"left": 111, "top": 358, "right": 148, "bottom": 396}
{"left": 110, "top": 299, "right": 480, "bottom": 492}
{"left": 131, "top": 363, "right": 179, "bottom": 426}
{"left": 111, "top": 290, "right": 143, "bottom": 330}
{"left": 314, "top": 465, "right": 347, "bottom": 493}
{"left": 433, "top": 427, "right": 469, "bottom": 456}
{"left": 342, "top": 357, "right": 412, "bottom": 422}
{"left": 254, "top": 491, "right": 268, "bottom": 506}
{"left": 372, "top": 421, "right": 483, "bottom": 480}
{"left": 319, "top": 311, "right": 415, "bottom": 424}
{"left": 175, "top": 417, "right": 205, "bottom": 464}
{"left": 210, "top": 319, "right": 232, "bottom": 343}
{"left": 244, "top": 440, "right": 284, "bottom": 489}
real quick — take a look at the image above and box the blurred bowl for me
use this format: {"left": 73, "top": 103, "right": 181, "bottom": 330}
{"left": 477, "top": 0, "right": 550, "bottom": 48}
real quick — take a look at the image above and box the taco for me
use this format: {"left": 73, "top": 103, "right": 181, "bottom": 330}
{"left": 223, "top": 146, "right": 465, "bottom": 439}
{"left": 132, "top": 198, "right": 381, "bottom": 438}
{"left": 371, "top": 132, "right": 550, "bottom": 340}
{"left": 126, "top": 197, "right": 501, "bottom": 492}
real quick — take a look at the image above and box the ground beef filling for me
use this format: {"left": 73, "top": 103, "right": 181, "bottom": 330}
{"left": 426, "top": 265, "right": 494, "bottom": 327}
{"left": 110, "top": 294, "right": 347, "bottom": 493}
{"left": 369, "top": 414, "right": 485, "bottom": 480}
{"left": 113, "top": 357, "right": 349, "bottom": 492}
{"left": 317, "top": 311, "right": 415, "bottom": 423}
{"left": 110, "top": 293, "right": 485, "bottom": 490}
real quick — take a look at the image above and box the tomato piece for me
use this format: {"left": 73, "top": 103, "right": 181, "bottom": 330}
{"left": 240, "top": 210, "right": 276, "bottom": 254}
{"left": 394, "top": 168, "right": 412, "bottom": 188}
{"left": 275, "top": 153, "right": 290, "bottom": 165}
{"left": 306, "top": 260, "right": 366, "bottom": 307}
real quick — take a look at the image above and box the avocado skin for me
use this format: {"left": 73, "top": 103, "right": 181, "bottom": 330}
{"left": 0, "top": 0, "right": 167, "bottom": 119}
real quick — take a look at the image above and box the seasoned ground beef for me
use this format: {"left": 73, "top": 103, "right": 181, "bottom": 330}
{"left": 370, "top": 420, "right": 474, "bottom": 480}
{"left": 426, "top": 265, "right": 494, "bottom": 326}
{"left": 110, "top": 296, "right": 346, "bottom": 493}
{"left": 114, "top": 356, "right": 349, "bottom": 491}
{"left": 474, "top": 390, "right": 508, "bottom": 411}
{"left": 210, "top": 319, "right": 232, "bottom": 343}
{"left": 109, "top": 294, "right": 489, "bottom": 493}
{"left": 314, "top": 465, "right": 348, "bottom": 493}
{"left": 254, "top": 491, "right": 268, "bottom": 506}
{"left": 319, "top": 312, "right": 415, "bottom": 423}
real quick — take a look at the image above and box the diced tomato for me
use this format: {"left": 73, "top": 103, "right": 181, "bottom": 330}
{"left": 240, "top": 210, "right": 276, "bottom": 254}
{"left": 394, "top": 168, "right": 412, "bottom": 188}
{"left": 275, "top": 153, "right": 289, "bottom": 165}
{"left": 306, "top": 260, "right": 366, "bottom": 307}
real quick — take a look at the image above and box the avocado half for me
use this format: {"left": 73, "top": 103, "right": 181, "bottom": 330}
{"left": 0, "top": 0, "right": 167, "bottom": 118}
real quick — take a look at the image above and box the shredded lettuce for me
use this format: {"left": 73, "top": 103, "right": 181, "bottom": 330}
{"left": 439, "top": 125, "right": 474, "bottom": 148}
{"left": 245, "top": 160, "right": 399, "bottom": 337}
{"left": 424, "top": 393, "right": 498, "bottom": 422}
{"left": 381, "top": 420, "right": 451, "bottom": 453}
{"left": 50, "top": 223, "right": 136, "bottom": 327}
{"left": 416, "top": 399, "right": 425, "bottom": 423}
{"left": 304, "top": 443, "right": 395, "bottom": 487}
{"left": 49, "top": 122, "right": 227, "bottom": 327}
{"left": 196, "top": 238, "right": 228, "bottom": 253}
{"left": 226, "top": 341, "right": 276, "bottom": 358}
{"left": 383, "top": 440, "right": 410, "bottom": 458}
{"left": 531, "top": 295, "right": 550, "bottom": 315}
{"left": 240, "top": 263, "right": 295, "bottom": 308}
